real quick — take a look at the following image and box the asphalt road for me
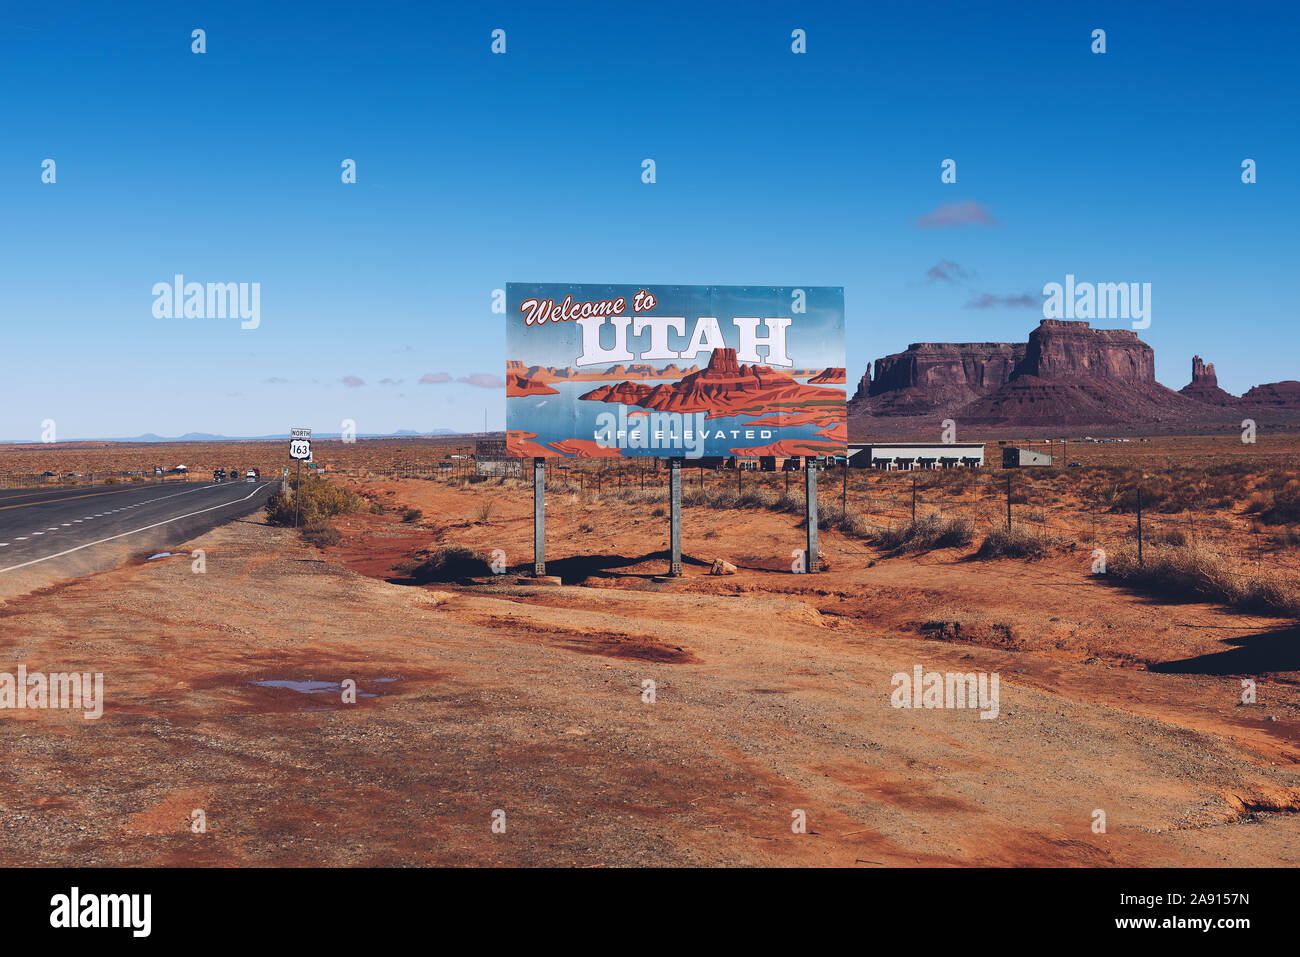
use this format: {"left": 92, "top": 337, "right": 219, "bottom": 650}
{"left": 0, "top": 479, "right": 278, "bottom": 594}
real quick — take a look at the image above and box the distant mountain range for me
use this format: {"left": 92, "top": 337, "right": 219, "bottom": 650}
{"left": 0, "top": 429, "right": 466, "bottom": 445}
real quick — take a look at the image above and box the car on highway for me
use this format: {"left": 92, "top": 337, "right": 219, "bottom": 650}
{"left": 213, "top": 469, "right": 226, "bottom": 482}
{"left": 245, "top": 470, "right": 258, "bottom": 482}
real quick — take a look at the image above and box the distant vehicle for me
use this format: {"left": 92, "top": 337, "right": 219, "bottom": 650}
{"left": 153, "top": 466, "right": 163, "bottom": 476}
{"left": 1069, "top": 461, "right": 1083, "bottom": 468}
{"left": 245, "top": 470, "right": 257, "bottom": 482}
{"left": 213, "top": 469, "right": 226, "bottom": 482}
{"left": 42, "top": 471, "right": 56, "bottom": 477}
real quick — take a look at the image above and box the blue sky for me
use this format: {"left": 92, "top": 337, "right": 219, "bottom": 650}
{"left": 1, "top": 0, "right": 1295, "bottom": 439}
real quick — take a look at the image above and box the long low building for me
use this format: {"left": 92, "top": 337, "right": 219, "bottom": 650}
{"left": 848, "top": 442, "right": 985, "bottom": 470}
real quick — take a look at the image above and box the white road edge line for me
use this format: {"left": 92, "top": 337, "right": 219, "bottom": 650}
{"left": 0, "top": 483, "right": 271, "bottom": 574}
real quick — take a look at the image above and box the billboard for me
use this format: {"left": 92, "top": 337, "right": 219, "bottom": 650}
{"left": 506, "top": 283, "right": 846, "bottom": 459}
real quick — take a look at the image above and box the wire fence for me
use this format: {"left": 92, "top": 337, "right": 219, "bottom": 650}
{"left": 342, "top": 458, "right": 1300, "bottom": 583}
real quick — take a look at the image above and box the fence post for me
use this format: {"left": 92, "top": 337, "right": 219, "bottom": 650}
{"left": 1137, "top": 486, "right": 1143, "bottom": 568}
{"left": 1006, "top": 474, "right": 1012, "bottom": 530}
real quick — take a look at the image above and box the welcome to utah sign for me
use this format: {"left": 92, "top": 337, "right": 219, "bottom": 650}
{"left": 505, "top": 283, "right": 846, "bottom": 459}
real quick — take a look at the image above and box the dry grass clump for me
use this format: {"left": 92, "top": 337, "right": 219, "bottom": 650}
{"left": 1245, "top": 481, "right": 1300, "bottom": 526}
{"left": 402, "top": 545, "right": 494, "bottom": 583}
{"left": 1106, "top": 541, "right": 1300, "bottom": 618}
{"left": 975, "top": 524, "right": 1057, "bottom": 559}
{"left": 300, "top": 523, "right": 343, "bottom": 548}
{"left": 873, "top": 514, "right": 974, "bottom": 555}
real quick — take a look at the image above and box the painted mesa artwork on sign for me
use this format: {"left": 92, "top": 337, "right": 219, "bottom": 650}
{"left": 506, "top": 284, "right": 847, "bottom": 459}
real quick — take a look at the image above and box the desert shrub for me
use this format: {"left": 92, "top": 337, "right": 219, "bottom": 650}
{"left": 1106, "top": 541, "right": 1300, "bottom": 618}
{"left": 403, "top": 545, "right": 493, "bottom": 582}
{"left": 815, "top": 507, "right": 879, "bottom": 539}
{"left": 1256, "top": 472, "right": 1300, "bottom": 493}
{"left": 1260, "top": 486, "right": 1300, "bottom": 526}
{"left": 401, "top": 507, "right": 423, "bottom": 523}
{"left": 1244, "top": 492, "right": 1271, "bottom": 514}
{"left": 975, "top": 524, "right": 1056, "bottom": 559}
{"left": 1127, "top": 525, "right": 1190, "bottom": 547}
{"left": 301, "top": 523, "right": 343, "bottom": 547}
{"left": 265, "top": 476, "right": 363, "bottom": 527}
{"left": 477, "top": 501, "right": 494, "bottom": 522}
{"left": 873, "top": 514, "right": 974, "bottom": 555}
{"left": 775, "top": 488, "right": 806, "bottom": 513}
{"left": 1093, "top": 484, "right": 1121, "bottom": 508}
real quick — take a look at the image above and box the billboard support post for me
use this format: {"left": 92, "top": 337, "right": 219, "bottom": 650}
{"left": 806, "top": 460, "right": 820, "bottom": 573}
{"left": 669, "top": 458, "right": 683, "bottom": 576}
{"left": 533, "top": 456, "right": 546, "bottom": 576}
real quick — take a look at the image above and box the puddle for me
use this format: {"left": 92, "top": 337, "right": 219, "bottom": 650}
{"left": 146, "top": 552, "right": 180, "bottom": 561}
{"left": 249, "top": 679, "right": 377, "bottom": 698}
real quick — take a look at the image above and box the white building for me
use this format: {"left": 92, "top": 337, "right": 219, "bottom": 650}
{"left": 1002, "top": 446, "right": 1053, "bottom": 467}
{"left": 848, "top": 443, "right": 985, "bottom": 470}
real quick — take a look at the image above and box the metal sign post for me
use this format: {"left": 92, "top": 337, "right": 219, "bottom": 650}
{"left": 806, "top": 460, "right": 820, "bottom": 573}
{"left": 289, "top": 428, "right": 312, "bottom": 528}
{"left": 669, "top": 458, "right": 683, "bottom": 576}
{"left": 533, "top": 456, "right": 546, "bottom": 576}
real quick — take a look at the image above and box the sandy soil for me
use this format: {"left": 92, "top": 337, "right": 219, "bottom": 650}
{"left": 1, "top": 476, "right": 1298, "bottom": 866}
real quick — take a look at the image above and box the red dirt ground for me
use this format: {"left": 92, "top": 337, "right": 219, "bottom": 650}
{"left": 2, "top": 470, "right": 1297, "bottom": 866}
